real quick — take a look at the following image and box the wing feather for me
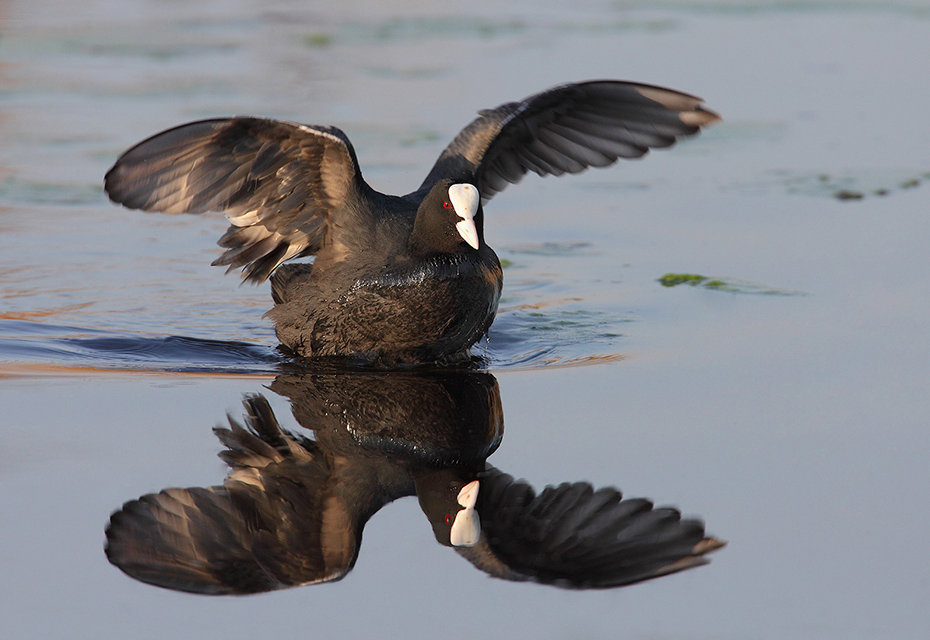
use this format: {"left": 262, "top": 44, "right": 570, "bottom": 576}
{"left": 106, "top": 118, "right": 369, "bottom": 282}
{"left": 420, "top": 80, "right": 719, "bottom": 203}
{"left": 454, "top": 467, "right": 725, "bottom": 588}
{"left": 104, "top": 396, "right": 365, "bottom": 594}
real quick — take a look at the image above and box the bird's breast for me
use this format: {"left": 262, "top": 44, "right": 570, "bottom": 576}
{"left": 354, "top": 253, "right": 499, "bottom": 293}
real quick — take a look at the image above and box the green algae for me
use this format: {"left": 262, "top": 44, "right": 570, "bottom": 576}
{"left": 659, "top": 273, "right": 806, "bottom": 295}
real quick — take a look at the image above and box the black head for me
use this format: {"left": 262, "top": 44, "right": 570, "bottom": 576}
{"left": 409, "top": 179, "right": 481, "bottom": 256}
{"left": 415, "top": 470, "right": 481, "bottom": 548}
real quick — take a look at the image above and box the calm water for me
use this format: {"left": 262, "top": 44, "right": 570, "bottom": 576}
{"left": 2, "top": 1, "right": 930, "bottom": 638}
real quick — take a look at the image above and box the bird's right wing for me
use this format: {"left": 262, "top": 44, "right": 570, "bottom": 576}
{"left": 104, "top": 396, "right": 362, "bottom": 594}
{"left": 105, "top": 118, "right": 372, "bottom": 282}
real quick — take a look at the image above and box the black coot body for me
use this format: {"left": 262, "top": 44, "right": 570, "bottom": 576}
{"left": 104, "top": 372, "right": 724, "bottom": 594}
{"left": 105, "top": 81, "right": 718, "bottom": 364}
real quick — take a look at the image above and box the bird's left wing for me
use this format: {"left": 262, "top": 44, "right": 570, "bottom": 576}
{"left": 420, "top": 80, "right": 719, "bottom": 203}
{"left": 454, "top": 466, "right": 725, "bottom": 588}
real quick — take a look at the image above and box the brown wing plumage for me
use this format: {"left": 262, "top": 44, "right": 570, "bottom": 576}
{"left": 454, "top": 467, "right": 725, "bottom": 588}
{"left": 420, "top": 80, "right": 720, "bottom": 203}
{"left": 105, "top": 118, "right": 367, "bottom": 282}
{"left": 105, "top": 82, "right": 719, "bottom": 284}
{"left": 104, "top": 396, "right": 362, "bottom": 594}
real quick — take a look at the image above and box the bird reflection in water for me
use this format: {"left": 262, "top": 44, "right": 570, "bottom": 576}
{"left": 105, "top": 369, "right": 724, "bottom": 594}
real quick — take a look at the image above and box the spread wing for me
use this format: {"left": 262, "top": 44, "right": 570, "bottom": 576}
{"left": 419, "top": 80, "right": 720, "bottom": 203}
{"left": 454, "top": 467, "right": 725, "bottom": 588}
{"left": 104, "top": 396, "right": 366, "bottom": 594}
{"left": 105, "top": 118, "right": 370, "bottom": 282}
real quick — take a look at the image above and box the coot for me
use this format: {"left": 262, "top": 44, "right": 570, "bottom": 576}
{"left": 105, "top": 376, "right": 724, "bottom": 594}
{"left": 105, "top": 80, "right": 719, "bottom": 364}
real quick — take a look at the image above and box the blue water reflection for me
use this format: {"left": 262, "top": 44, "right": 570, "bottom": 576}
{"left": 106, "top": 368, "right": 722, "bottom": 593}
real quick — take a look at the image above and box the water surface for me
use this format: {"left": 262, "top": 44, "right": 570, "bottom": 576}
{"left": 2, "top": 1, "right": 929, "bottom": 639}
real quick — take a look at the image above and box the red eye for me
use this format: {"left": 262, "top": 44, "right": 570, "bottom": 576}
{"left": 444, "top": 513, "right": 453, "bottom": 524}
{"left": 443, "top": 201, "right": 451, "bottom": 209}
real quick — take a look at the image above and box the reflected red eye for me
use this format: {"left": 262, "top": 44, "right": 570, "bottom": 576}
{"left": 443, "top": 201, "right": 451, "bottom": 209}
{"left": 444, "top": 513, "right": 453, "bottom": 524}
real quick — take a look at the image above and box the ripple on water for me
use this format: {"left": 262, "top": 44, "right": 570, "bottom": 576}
{"left": 0, "top": 320, "right": 281, "bottom": 375}
{"left": 0, "top": 294, "right": 630, "bottom": 375}
{"left": 2, "top": 230, "right": 631, "bottom": 374}
{"left": 480, "top": 306, "right": 629, "bottom": 370}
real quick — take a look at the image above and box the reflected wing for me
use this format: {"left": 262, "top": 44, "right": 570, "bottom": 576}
{"left": 105, "top": 118, "right": 368, "bottom": 282}
{"left": 454, "top": 467, "right": 725, "bottom": 588}
{"left": 420, "top": 81, "right": 719, "bottom": 203}
{"left": 105, "top": 396, "right": 364, "bottom": 594}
